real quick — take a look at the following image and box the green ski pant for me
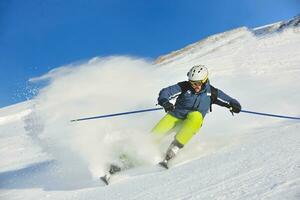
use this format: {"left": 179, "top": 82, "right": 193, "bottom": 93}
{"left": 151, "top": 111, "right": 203, "bottom": 145}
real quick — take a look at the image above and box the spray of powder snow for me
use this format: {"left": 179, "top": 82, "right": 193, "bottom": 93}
{"left": 28, "top": 56, "right": 167, "bottom": 179}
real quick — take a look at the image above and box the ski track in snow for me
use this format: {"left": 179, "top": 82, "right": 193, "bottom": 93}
{"left": 1, "top": 26, "right": 300, "bottom": 200}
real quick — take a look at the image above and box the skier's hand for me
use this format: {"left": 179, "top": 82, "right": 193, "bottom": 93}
{"left": 229, "top": 101, "right": 241, "bottom": 114}
{"left": 162, "top": 102, "right": 175, "bottom": 112}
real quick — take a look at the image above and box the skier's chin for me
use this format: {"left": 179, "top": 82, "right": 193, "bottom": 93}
{"left": 194, "top": 88, "right": 201, "bottom": 93}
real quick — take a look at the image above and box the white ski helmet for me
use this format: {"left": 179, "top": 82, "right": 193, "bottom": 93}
{"left": 187, "top": 65, "right": 209, "bottom": 82}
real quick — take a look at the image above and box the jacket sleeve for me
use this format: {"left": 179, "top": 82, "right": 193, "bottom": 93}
{"left": 158, "top": 83, "right": 182, "bottom": 106}
{"left": 211, "top": 86, "right": 241, "bottom": 109}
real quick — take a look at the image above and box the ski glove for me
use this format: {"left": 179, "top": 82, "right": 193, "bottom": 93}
{"left": 229, "top": 101, "right": 241, "bottom": 113}
{"left": 162, "top": 101, "right": 175, "bottom": 112}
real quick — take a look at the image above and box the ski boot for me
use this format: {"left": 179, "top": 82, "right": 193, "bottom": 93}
{"left": 100, "top": 164, "right": 121, "bottom": 185}
{"left": 159, "top": 140, "right": 183, "bottom": 169}
{"left": 100, "top": 153, "right": 134, "bottom": 185}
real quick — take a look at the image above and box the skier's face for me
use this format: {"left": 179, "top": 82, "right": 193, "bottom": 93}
{"left": 190, "top": 81, "right": 202, "bottom": 93}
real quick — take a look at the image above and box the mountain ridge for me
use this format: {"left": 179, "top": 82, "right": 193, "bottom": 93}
{"left": 155, "top": 14, "right": 300, "bottom": 65}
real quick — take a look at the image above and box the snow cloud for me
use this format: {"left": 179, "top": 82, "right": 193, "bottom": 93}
{"left": 28, "top": 56, "right": 164, "bottom": 178}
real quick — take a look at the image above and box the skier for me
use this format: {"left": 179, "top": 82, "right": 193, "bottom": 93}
{"left": 151, "top": 65, "right": 241, "bottom": 168}
{"left": 100, "top": 64, "right": 241, "bottom": 184}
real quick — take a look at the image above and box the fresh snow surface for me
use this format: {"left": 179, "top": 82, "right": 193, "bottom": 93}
{"left": 1, "top": 26, "right": 300, "bottom": 200}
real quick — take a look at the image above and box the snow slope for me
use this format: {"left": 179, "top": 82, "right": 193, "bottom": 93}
{"left": 1, "top": 19, "right": 300, "bottom": 200}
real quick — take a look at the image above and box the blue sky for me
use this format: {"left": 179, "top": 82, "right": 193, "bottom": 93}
{"left": 0, "top": 0, "right": 299, "bottom": 108}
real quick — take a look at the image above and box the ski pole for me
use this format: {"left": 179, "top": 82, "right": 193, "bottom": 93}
{"left": 70, "top": 107, "right": 164, "bottom": 122}
{"left": 71, "top": 108, "right": 300, "bottom": 122}
{"left": 241, "top": 109, "right": 300, "bottom": 121}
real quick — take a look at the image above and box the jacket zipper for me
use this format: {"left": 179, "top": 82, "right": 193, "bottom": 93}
{"left": 192, "top": 94, "right": 200, "bottom": 110}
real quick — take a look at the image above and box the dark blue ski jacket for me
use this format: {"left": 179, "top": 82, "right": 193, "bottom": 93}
{"left": 158, "top": 81, "right": 241, "bottom": 119}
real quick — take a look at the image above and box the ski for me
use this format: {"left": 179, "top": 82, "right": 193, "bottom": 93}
{"left": 158, "top": 160, "right": 169, "bottom": 169}
{"left": 100, "top": 174, "right": 110, "bottom": 185}
{"left": 100, "top": 161, "right": 170, "bottom": 185}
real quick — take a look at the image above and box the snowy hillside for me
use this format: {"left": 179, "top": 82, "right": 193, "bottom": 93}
{"left": 1, "top": 17, "right": 300, "bottom": 200}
